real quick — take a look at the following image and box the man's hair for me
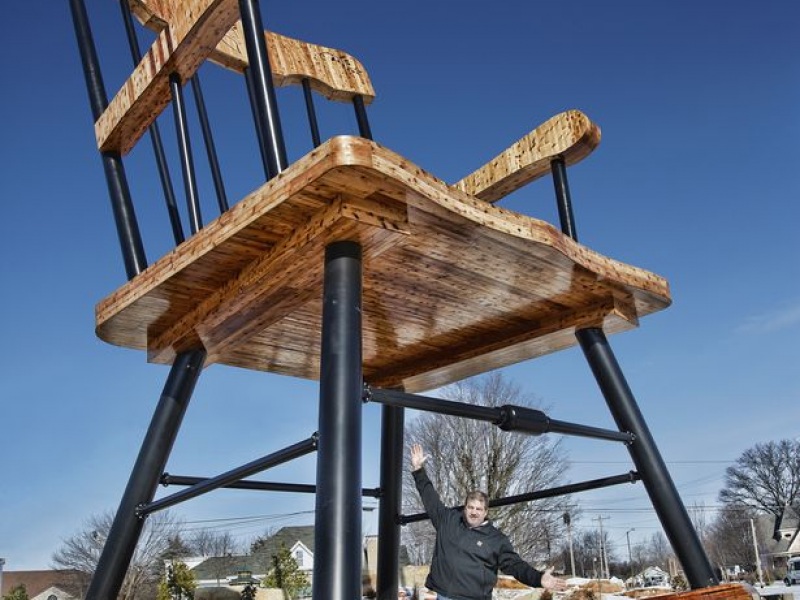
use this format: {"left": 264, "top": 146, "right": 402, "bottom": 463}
{"left": 465, "top": 490, "right": 489, "bottom": 509}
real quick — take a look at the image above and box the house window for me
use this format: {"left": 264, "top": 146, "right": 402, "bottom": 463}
{"left": 48, "top": 596, "right": 58, "bottom": 600}
{"left": 295, "top": 549, "right": 303, "bottom": 565}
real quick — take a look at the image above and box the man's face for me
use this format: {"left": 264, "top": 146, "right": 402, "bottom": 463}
{"left": 463, "top": 498, "right": 488, "bottom": 528}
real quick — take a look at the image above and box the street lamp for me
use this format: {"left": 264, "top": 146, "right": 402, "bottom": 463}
{"left": 626, "top": 529, "right": 635, "bottom": 582}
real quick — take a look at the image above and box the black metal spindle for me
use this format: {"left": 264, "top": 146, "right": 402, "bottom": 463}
{"left": 551, "top": 157, "right": 578, "bottom": 240}
{"left": 69, "top": 0, "right": 146, "bottom": 279}
{"left": 139, "top": 435, "right": 319, "bottom": 515}
{"left": 161, "top": 474, "right": 382, "bottom": 497}
{"left": 85, "top": 349, "right": 206, "bottom": 600}
{"left": 243, "top": 66, "right": 270, "bottom": 181}
{"left": 191, "top": 76, "right": 229, "bottom": 213}
{"left": 400, "top": 471, "right": 640, "bottom": 525}
{"left": 302, "top": 78, "right": 322, "bottom": 147}
{"left": 376, "top": 405, "right": 404, "bottom": 600}
{"left": 314, "top": 241, "right": 363, "bottom": 600}
{"left": 169, "top": 74, "right": 203, "bottom": 235}
{"left": 119, "top": 0, "right": 184, "bottom": 244}
{"left": 577, "top": 327, "right": 718, "bottom": 588}
{"left": 353, "top": 94, "right": 373, "bottom": 140}
{"left": 367, "top": 387, "right": 633, "bottom": 443}
{"left": 238, "top": 0, "right": 287, "bottom": 179}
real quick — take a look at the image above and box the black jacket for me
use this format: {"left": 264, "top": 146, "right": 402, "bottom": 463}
{"left": 413, "top": 468, "right": 542, "bottom": 600}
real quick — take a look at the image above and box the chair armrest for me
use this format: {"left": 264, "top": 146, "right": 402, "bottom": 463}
{"left": 452, "top": 110, "right": 601, "bottom": 203}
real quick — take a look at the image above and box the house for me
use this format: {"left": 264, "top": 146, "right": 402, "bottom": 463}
{"left": 189, "top": 525, "right": 315, "bottom": 595}
{"left": 764, "top": 505, "right": 800, "bottom": 570}
{"left": 0, "top": 570, "right": 81, "bottom": 600}
{"left": 186, "top": 525, "right": 411, "bottom": 598}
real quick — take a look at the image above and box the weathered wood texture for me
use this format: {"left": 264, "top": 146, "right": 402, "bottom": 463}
{"left": 129, "top": 0, "right": 374, "bottom": 101}
{"left": 98, "top": 0, "right": 374, "bottom": 155}
{"left": 650, "top": 584, "right": 755, "bottom": 600}
{"left": 454, "top": 110, "right": 601, "bottom": 203}
{"left": 95, "top": 136, "right": 670, "bottom": 393}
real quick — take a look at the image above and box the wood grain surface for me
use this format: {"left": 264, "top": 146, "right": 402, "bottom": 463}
{"left": 95, "top": 136, "right": 670, "bottom": 393}
{"left": 97, "top": 0, "right": 375, "bottom": 155}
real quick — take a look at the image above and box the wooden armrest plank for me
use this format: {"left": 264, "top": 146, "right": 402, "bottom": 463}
{"left": 96, "top": 0, "right": 240, "bottom": 155}
{"left": 453, "top": 110, "right": 601, "bottom": 203}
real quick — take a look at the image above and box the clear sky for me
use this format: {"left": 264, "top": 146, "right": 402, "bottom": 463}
{"left": 1, "top": 0, "right": 799, "bottom": 573}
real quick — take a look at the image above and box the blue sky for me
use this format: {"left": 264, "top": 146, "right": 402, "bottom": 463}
{"left": 1, "top": 1, "right": 799, "bottom": 572}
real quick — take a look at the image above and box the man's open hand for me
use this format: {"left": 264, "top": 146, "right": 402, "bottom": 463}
{"left": 410, "top": 444, "right": 428, "bottom": 471}
{"left": 541, "top": 568, "right": 567, "bottom": 592}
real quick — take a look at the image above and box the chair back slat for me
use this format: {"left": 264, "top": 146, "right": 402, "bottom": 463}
{"left": 120, "top": 0, "right": 185, "bottom": 244}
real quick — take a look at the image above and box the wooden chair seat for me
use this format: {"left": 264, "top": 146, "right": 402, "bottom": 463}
{"left": 96, "top": 134, "right": 670, "bottom": 393}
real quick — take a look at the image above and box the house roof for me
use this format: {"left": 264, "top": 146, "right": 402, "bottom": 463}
{"left": 1, "top": 570, "right": 81, "bottom": 598}
{"left": 192, "top": 525, "right": 315, "bottom": 580}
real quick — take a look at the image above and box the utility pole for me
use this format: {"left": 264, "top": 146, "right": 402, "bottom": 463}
{"left": 564, "top": 512, "right": 576, "bottom": 578}
{"left": 593, "top": 515, "right": 609, "bottom": 579}
{"left": 751, "top": 518, "right": 764, "bottom": 586}
{"left": 626, "top": 528, "right": 635, "bottom": 583}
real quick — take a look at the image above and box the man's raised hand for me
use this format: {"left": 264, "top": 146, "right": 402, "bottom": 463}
{"left": 410, "top": 444, "right": 428, "bottom": 471}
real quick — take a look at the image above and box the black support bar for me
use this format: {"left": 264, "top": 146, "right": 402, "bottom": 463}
{"left": 577, "top": 327, "right": 718, "bottom": 588}
{"left": 160, "top": 474, "right": 381, "bottom": 498}
{"left": 170, "top": 74, "right": 203, "bottom": 235}
{"left": 191, "top": 76, "right": 229, "bottom": 214}
{"left": 70, "top": 0, "right": 147, "bottom": 279}
{"left": 367, "top": 387, "right": 633, "bottom": 443}
{"left": 119, "top": 0, "right": 184, "bottom": 245}
{"left": 85, "top": 349, "right": 206, "bottom": 600}
{"left": 551, "top": 157, "right": 578, "bottom": 241}
{"left": 138, "top": 434, "right": 319, "bottom": 516}
{"left": 302, "top": 78, "right": 322, "bottom": 148}
{"left": 353, "top": 95, "right": 373, "bottom": 140}
{"left": 238, "top": 0, "right": 287, "bottom": 179}
{"left": 400, "top": 471, "right": 640, "bottom": 525}
{"left": 376, "top": 405, "right": 404, "bottom": 600}
{"left": 314, "top": 241, "right": 364, "bottom": 600}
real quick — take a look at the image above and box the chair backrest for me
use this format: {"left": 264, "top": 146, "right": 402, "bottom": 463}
{"left": 129, "top": 0, "right": 375, "bottom": 103}
{"left": 74, "top": 0, "right": 376, "bottom": 278}
{"left": 101, "top": 0, "right": 375, "bottom": 155}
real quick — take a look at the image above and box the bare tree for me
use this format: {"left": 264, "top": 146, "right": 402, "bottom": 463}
{"left": 183, "top": 529, "right": 243, "bottom": 589}
{"left": 705, "top": 504, "right": 758, "bottom": 573}
{"left": 51, "top": 510, "right": 184, "bottom": 600}
{"left": 641, "top": 532, "right": 671, "bottom": 571}
{"left": 719, "top": 439, "right": 800, "bottom": 517}
{"left": 186, "top": 530, "right": 241, "bottom": 557}
{"left": 402, "top": 372, "right": 572, "bottom": 566}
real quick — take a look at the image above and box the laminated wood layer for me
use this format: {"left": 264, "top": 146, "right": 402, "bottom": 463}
{"left": 96, "top": 136, "right": 670, "bottom": 393}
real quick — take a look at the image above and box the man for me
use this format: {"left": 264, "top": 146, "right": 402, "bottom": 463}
{"left": 410, "top": 444, "right": 567, "bottom": 600}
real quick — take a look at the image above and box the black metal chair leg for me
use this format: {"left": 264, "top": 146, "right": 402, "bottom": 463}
{"left": 85, "top": 349, "right": 206, "bottom": 600}
{"left": 576, "top": 327, "right": 717, "bottom": 588}
{"left": 376, "top": 404, "right": 404, "bottom": 600}
{"left": 314, "top": 241, "right": 363, "bottom": 600}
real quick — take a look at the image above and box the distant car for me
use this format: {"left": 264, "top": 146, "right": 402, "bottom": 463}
{"left": 785, "top": 556, "right": 800, "bottom": 586}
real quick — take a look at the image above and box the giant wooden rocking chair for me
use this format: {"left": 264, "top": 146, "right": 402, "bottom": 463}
{"left": 70, "top": 1, "right": 740, "bottom": 599}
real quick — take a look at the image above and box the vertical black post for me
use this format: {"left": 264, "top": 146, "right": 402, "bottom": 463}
{"left": 576, "top": 328, "right": 717, "bottom": 588}
{"left": 238, "top": 0, "right": 288, "bottom": 179}
{"left": 302, "top": 78, "right": 322, "bottom": 148}
{"left": 551, "top": 157, "right": 578, "bottom": 241}
{"left": 376, "top": 405, "right": 404, "bottom": 600}
{"left": 69, "top": 0, "right": 147, "bottom": 279}
{"left": 191, "top": 76, "right": 229, "bottom": 213}
{"left": 353, "top": 95, "right": 373, "bottom": 140}
{"left": 314, "top": 241, "right": 363, "bottom": 600}
{"left": 169, "top": 74, "right": 203, "bottom": 235}
{"left": 119, "top": 0, "right": 184, "bottom": 245}
{"left": 85, "top": 349, "right": 206, "bottom": 600}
